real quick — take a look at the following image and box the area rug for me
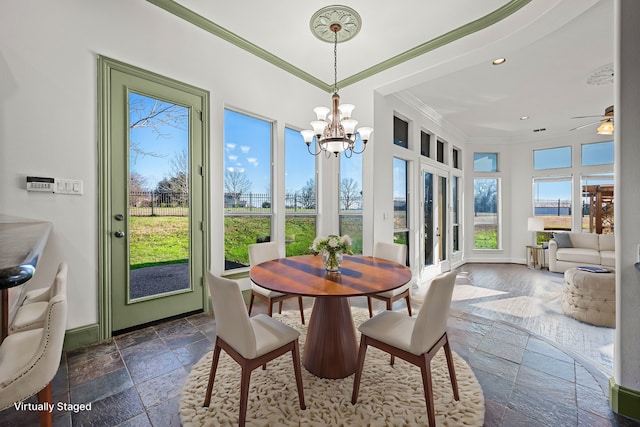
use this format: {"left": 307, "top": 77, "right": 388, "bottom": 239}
{"left": 179, "top": 307, "right": 484, "bottom": 426}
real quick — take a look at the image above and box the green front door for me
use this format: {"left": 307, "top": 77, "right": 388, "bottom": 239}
{"left": 100, "top": 57, "right": 209, "bottom": 333}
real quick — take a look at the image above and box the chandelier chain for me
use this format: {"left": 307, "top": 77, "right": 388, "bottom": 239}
{"left": 333, "top": 30, "right": 338, "bottom": 94}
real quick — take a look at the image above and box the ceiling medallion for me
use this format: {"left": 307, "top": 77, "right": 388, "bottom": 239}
{"left": 310, "top": 5, "right": 362, "bottom": 43}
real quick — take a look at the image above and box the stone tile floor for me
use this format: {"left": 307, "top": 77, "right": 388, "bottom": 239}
{"left": 1, "top": 264, "right": 638, "bottom": 426}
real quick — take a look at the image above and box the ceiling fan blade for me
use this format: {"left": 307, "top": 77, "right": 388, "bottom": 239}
{"left": 570, "top": 115, "right": 608, "bottom": 119}
{"left": 569, "top": 120, "right": 605, "bottom": 131}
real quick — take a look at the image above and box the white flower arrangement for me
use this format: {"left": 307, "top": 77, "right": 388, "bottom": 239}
{"left": 310, "top": 234, "right": 354, "bottom": 256}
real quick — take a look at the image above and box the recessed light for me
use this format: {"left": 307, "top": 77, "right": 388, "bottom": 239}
{"left": 520, "top": 116, "right": 529, "bottom": 120}
{"left": 492, "top": 58, "right": 506, "bottom": 65}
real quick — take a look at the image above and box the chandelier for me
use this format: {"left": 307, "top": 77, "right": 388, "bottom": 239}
{"left": 301, "top": 6, "right": 373, "bottom": 158}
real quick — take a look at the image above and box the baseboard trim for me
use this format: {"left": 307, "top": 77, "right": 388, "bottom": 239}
{"left": 609, "top": 377, "right": 640, "bottom": 421}
{"left": 63, "top": 323, "right": 101, "bottom": 351}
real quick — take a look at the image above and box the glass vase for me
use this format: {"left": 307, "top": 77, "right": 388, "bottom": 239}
{"left": 322, "top": 250, "right": 343, "bottom": 272}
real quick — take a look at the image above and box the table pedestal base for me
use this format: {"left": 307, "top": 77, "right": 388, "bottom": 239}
{"left": 302, "top": 297, "right": 357, "bottom": 379}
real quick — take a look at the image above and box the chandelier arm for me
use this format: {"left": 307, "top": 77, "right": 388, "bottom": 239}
{"left": 350, "top": 144, "right": 367, "bottom": 155}
{"left": 306, "top": 141, "right": 322, "bottom": 156}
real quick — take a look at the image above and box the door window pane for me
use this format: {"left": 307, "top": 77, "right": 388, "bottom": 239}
{"left": 128, "top": 92, "right": 190, "bottom": 299}
{"left": 424, "top": 172, "right": 434, "bottom": 266}
{"left": 452, "top": 176, "right": 460, "bottom": 251}
{"left": 534, "top": 146, "right": 571, "bottom": 170}
{"left": 393, "top": 158, "right": 408, "bottom": 230}
{"left": 474, "top": 153, "right": 498, "bottom": 172}
{"left": 474, "top": 178, "right": 499, "bottom": 249}
{"left": 223, "top": 109, "right": 272, "bottom": 270}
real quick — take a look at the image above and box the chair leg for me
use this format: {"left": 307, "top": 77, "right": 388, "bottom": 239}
{"left": 267, "top": 299, "right": 273, "bottom": 317}
{"left": 203, "top": 343, "right": 222, "bottom": 407}
{"left": 37, "top": 383, "right": 52, "bottom": 427}
{"left": 292, "top": 340, "right": 306, "bottom": 410}
{"left": 419, "top": 357, "right": 436, "bottom": 427}
{"left": 297, "top": 296, "right": 305, "bottom": 324}
{"left": 444, "top": 336, "right": 460, "bottom": 400}
{"left": 367, "top": 297, "right": 373, "bottom": 318}
{"left": 351, "top": 337, "right": 368, "bottom": 404}
{"left": 238, "top": 366, "right": 252, "bottom": 427}
{"left": 248, "top": 293, "right": 255, "bottom": 316}
{"left": 405, "top": 294, "right": 412, "bottom": 317}
{"left": 278, "top": 301, "right": 283, "bottom": 314}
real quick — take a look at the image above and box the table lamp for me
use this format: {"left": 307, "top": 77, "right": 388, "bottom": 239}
{"left": 527, "top": 217, "right": 545, "bottom": 246}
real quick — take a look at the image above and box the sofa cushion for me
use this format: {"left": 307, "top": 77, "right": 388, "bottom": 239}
{"left": 601, "top": 250, "right": 615, "bottom": 267}
{"left": 599, "top": 234, "right": 615, "bottom": 251}
{"left": 556, "top": 248, "right": 601, "bottom": 265}
{"left": 568, "top": 233, "right": 600, "bottom": 250}
{"left": 553, "top": 233, "right": 573, "bottom": 248}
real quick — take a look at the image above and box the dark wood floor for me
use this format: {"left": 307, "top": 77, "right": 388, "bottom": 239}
{"left": 1, "top": 263, "right": 636, "bottom": 426}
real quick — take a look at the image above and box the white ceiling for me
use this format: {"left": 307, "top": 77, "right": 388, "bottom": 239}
{"left": 171, "top": 0, "right": 614, "bottom": 142}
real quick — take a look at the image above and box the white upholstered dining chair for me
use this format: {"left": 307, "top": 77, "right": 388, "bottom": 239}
{"left": 352, "top": 271, "right": 459, "bottom": 427}
{"left": 367, "top": 242, "right": 412, "bottom": 317}
{"left": 10, "top": 262, "right": 67, "bottom": 334}
{"left": 248, "top": 242, "right": 305, "bottom": 324}
{"left": 203, "top": 273, "right": 306, "bottom": 427}
{"left": 0, "top": 293, "right": 68, "bottom": 427}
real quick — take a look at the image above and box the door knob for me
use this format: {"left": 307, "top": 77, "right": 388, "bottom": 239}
{"left": 114, "top": 230, "right": 125, "bottom": 238}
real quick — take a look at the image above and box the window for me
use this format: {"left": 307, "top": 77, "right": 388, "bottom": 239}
{"left": 285, "top": 127, "right": 317, "bottom": 256}
{"left": 581, "top": 174, "right": 614, "bottom": 234}
{"left": 421, "top": 131, "right": 430, "bottom": 157}
{"left": 393, "top": 158, "right": 409, "bottom": 264}
{"left": 223, "top": 109, "right": 272, "bottom": 270}
{"left": 533, "top": 176, "right": 572, "bottom": 231}
{"left": 474, "top": 153, "right": 498, "bottom": 172}
{"left": 474, "top": 178, "right": 499, "bottom": 249}
{"left": 452, "top": 148, "right": 461, "bottom": 169}
{"left": 393, "top": 116, "right": 409, "bottom": 148}
{"left": 340, "top": 155, "right": 363, "bottom": 254}
{"left": 452, "top": 176, "right": 460, "bottom": 251}
{"left": 582, "top": 141, "right": 614, "bottom": 166}
{"left": 534, "top": 146, "right": 571, "bottom": 170}
{"left": 437, "top": 139, "right": 445, "bottom": 163}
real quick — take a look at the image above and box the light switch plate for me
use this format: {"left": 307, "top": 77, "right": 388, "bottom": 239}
{"left": 55, "top": 178, "right": 83, "bottom": 195}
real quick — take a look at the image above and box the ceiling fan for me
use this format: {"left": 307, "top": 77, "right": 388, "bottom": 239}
{"left": 570, "top": 105, "right": 614, "bottom": 134}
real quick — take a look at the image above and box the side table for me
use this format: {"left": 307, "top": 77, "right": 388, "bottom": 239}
{"left": 526, "top": 245, "right": 545, "bottom": 269}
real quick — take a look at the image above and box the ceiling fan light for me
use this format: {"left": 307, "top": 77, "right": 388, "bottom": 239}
{"left": 597, "top": 120, "right": 614, "bottom": 135}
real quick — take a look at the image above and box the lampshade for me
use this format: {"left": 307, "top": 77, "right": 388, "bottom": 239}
{"left": 527, "top": 217, "right": 545, "bottom": 232}
{"left": 597, "top": 119, "right": 614, "bottom": 135}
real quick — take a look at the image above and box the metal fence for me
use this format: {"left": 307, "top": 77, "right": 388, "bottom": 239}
{"left": 130, "top": 191, "right": 188, "bottom": 216}
{"left": 534, "top": 199, "right": 572, "bottom": 216}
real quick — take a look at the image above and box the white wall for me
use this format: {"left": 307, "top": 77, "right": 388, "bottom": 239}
{"left": 0, "top": 0, "right": 327, "bottom": 329}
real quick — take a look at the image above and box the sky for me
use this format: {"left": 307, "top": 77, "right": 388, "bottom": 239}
{"left": 128, "top": 101, "right": 364, "bottom": 195}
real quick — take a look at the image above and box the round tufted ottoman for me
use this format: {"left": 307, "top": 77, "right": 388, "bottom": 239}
{"left": 562, "top": 268, "right": 615, "bottom": 327}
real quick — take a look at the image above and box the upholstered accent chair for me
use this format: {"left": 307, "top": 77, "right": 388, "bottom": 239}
{"left": 203, "top": 273, "right": 306, "bottom": 426}
{"left": 0, "top": 294, "right": 68, "bottom": 427}
{"left": 248, "top": 242, "right": 305, "bottom": 324}
{"left": 352, "top": 271, "right": 459, "bottom": 427}
{"left": 367, "top": 242, "right": 411, "bottom": 317}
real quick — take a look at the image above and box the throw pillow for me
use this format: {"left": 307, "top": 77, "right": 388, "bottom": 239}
{"left": 553, "top": 233, "right": 573, "bottom": 248}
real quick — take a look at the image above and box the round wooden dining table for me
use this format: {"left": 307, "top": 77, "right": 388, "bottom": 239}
{"left": 249, "top": 254, "right": 412, "bottom": 379}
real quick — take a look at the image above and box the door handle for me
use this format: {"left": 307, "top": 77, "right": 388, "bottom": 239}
{"left": 114, "top": 230, "right": 125, "bottom": 238}
{"left": 114, "top": 214, "right": 125, "bottom": 221}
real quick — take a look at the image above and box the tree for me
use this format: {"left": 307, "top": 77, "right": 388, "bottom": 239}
{"left": 340, "top": 177, "right": 361, "bottom": 210}
{"left": 130, "top": 172, "right": 148, "bottom": 192}
{"left": 129, "top": 94, "right": 188, "bottom": 162}
{"left": 299, "top": 178, "right": 316, "bottom": 209}
{"left": 474, "top": 179, "right": 497, "bottom": 214}
{"left": 224, "top": 170, "right": 252, "bottom": 207}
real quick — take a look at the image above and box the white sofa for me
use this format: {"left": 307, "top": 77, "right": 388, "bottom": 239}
{"left": 548, "top": 232, "right": 615, "bottom": 273}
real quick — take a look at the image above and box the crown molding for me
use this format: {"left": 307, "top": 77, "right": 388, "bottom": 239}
{"left": 146, "top": 0, "right": 532, "bottom": 93}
